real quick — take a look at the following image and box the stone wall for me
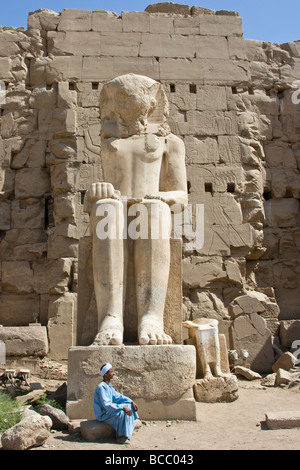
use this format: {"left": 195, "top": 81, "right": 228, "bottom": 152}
{"left": 0, "top": 4, "right": 300, "bottom": 370}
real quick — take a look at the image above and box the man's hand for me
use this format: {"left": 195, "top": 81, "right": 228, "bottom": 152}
{"left": 131, "top": 401, "right": 138, "bottom": 412}
{"left": 123, "top": 406, "right": 132, "bottom": 416}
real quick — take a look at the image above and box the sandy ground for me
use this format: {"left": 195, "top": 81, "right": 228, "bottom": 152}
{"left": 27, "top": 379, "right": 300, "bottom": 452}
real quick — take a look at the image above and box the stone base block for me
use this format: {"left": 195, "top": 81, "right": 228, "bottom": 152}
{"left": 265, "top": 411, "right": 300, "bottom": 430}
{"left": 66, "top": 344, "right": 196, "bottom": 421}
{"left": 80, "top": 420, "right": 115, "bottom": 441}
{"left": 193, "top": 375, "right": 239, "bottom": 403}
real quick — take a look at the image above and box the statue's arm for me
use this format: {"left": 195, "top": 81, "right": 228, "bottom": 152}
{"left": 157, "top": 134, "right": 188, "bottom": 206}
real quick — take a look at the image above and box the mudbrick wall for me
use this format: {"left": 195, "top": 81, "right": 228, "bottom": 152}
{"left": 0, "top": 4, "right": 300, "bottom": 373}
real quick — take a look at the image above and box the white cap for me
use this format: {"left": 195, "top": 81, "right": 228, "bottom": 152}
{"left": 100, "top": 363, "right": 112, "bottom": 376}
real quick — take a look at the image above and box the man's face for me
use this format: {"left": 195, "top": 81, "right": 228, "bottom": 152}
{"left": 106, "top": 368, "right": 115, "bottom": 381}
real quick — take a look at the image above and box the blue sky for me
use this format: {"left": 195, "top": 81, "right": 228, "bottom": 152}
{"left": 1, "top": 0, "right": 299, "bottom": 44}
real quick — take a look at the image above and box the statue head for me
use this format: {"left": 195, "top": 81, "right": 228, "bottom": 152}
{"left": 100, "top": 73, "right": 170, "bottom": 138}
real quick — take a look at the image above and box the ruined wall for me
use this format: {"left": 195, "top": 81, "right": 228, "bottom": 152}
{"left": 0, "top": 5, "right": 299, "bottom": 371}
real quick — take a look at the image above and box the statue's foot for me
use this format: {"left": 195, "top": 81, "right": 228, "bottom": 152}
{"left": 213, "top": 366, "right": 231, "bottom": 378}
{"left": 138, "top": 318, "right": 172, "bottom": 345}
{"left": 93, "top": 316, "right": 123, "bottom": 345}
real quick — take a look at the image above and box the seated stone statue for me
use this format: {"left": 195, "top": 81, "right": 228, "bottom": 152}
{"left": 84, "top": 74, "right": 188, "bottom": 346}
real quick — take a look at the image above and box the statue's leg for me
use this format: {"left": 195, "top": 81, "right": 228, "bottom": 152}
{"left": 89, "top": 198, "right": 125, "bottom": 345}
{"left": 133, "top": 200, "right": 172, "bottom": 345}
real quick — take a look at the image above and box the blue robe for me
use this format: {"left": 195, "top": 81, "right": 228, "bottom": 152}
{"left": 93, "top": 381, "right": 139, "bottom": 439}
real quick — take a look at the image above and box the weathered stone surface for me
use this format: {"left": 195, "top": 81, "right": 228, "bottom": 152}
{"left": 275, "top": 368, "right": 293, "bottom": 386}
{"left": 66, "top": 345, "right": 196, "bottom": 420}
{"left": 1, "top": 414, "right": 52, "bottom": 450}
{"left": 0, "top": 325, "right": 49, "bottom": 356}
{"left": 193, "top": 375, "right": 239, "bottom": 403}
{"left": 230, "top": 313, "right": 274, "bottom": 374}
{"left": 80, "top": 420, "right": 115, "bottom": 441}
{"left": 38, "top": 404, "right": 69, "bottom": 430}
{"left": 279, "top": 320, "right": 300, "bottom": 348}
{"left": 234, "top": 365, "right": 262, "bottom": 380}
{"left": 272, "top": 352, "right": 297, "bottom": 373}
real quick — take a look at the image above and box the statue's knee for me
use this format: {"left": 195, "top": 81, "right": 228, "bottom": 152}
{"left": 90, "top": 198, "right": 124, "bottom": 221}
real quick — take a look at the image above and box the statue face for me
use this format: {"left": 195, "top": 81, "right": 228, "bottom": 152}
{"left": 100, "top": 74, "right": 169, "bottom": 137}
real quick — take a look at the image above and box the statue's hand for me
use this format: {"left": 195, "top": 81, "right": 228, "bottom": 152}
{"left": 88, "top": 182, "right": 118, "bottom": 202}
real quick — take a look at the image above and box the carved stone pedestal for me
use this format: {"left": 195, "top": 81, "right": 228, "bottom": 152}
{"left": 66, "top": 344, "right": 197, "bottom": 421}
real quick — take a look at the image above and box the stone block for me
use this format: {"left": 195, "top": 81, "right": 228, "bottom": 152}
{"left": 0, "top": 57, "right": 12, "bottom": 80}
{"left": 149, "top": 13, "right": 174, "bottom": 34}
{"left": 196, "top": 86, "right": 227, "bottom": 111}
{"left": 66, "top": 345, "right": 196, "bottom": 421}
{"left": 0, "top": 31, "right": 22, "bottom": 57}
{"left": 230, "top": 313, "right": 274, "bottom": 374}
{"left": 279, "top": 320, "right": 300, "bottom": 348}
{"left": 15, "top": 168, "right": 50, "bottom": 199}
{"left": 265, "top": 411, "right": 300, "bottom": 430}
{"left": 139, "top": 33, "right": 197, "bottom": 58}
{"left": 173, "top": 16, "right": 201, "bottom": 35}
{"left": 275, "top": 368, "right": 293, "bottom": 386}
{"left": 122, "top": 11, "right": 150, "bottom": 32}
{"left": 0, "top": 294, "right": 40, "bottom": 326}
{"left": 27, "top": 9, "right": 60, "bottom": 30}
{"left": 48, "top": 31, "right": 101, "bottom": 56}
{"left": 58, "top": 9, "right": 92, "bottom": 31}
{"left": 234, "top": 366, "right": 261, "bottom": 380}
{"left": 184, "top": 136, "right": 219, "bottom": 165}
{"left": 2, "top": 261, "right": 34, "bottom": 294}
{"left": 202, "top": 59, "right": 250, "bottom": 85}
{"left": 11, "top": 199, "right": 45, "bottom": 230}
{"left": 265, "top": 199, "right": 300, "bottom": 228}
{"left": 80, "top": 420, "right": 115, "bottom": 441}
{"left": 193, "top": 375, "right": 238, "bottom": 402}
{"left": 92, "top": 11, "right": 122, "bottom": 32}
{"left": 272, "top": 352, "right": 297, "bottom": 373}
{"left": 47, "top": 293, "right": 76, "bottom": 361}
{"left": 159, "top": 58, "right": 204, "bottom": 81}
{"left": 227, "top": 36, "right": 247, "bottom": 60}
{"left": 199, "top": 15, "right": 243, "bottom": 37}
{"left": 196, "top": 36, "right": 229, "bottom": 59}
{"left": 0, "top": 200, "right": 11, "bottom": 230}
{"left": 82, "top": 57, "right": 113, "bottom": 81}
{"left": 113, "top": 57, "right": 160, "bottom": 80}
{"left": 100, "top": 32, "right": 140, "bottom": 57}
{"left": 0, "top": 325, "right": 49, "bottom": 356}
{"left": 145, "top": 3, "right": 191, "bottom": 15}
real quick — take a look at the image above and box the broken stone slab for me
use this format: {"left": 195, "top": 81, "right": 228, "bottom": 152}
{"left": 15, "top": 388, "right": 45, "bottom": 406}
{"left": 275, "top": 368, "right": 293, "bottom": 386}
{"left": 272, "top": 352, "right": 297, "bottom": 373}
{"left": 193, "top": 375, "right": 238, "bottom": 403}
{"left": 230, "top": 313, "right": 274, "bottom": 374}
{"left": 1, "top": 414, "right": 52, "bottom": 450}
{"left": 265, "top": 411, "right": 300, "bottom": 430}
{"left": 234, "top": 365, "right": 262, "bottom": 380}
{"left": 38, "top": 404, "right": 70, "bottom": 430}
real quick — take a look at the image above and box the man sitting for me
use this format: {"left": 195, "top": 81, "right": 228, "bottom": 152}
{"left": 93, "top": 363, "right": 139, "bottom": 444}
